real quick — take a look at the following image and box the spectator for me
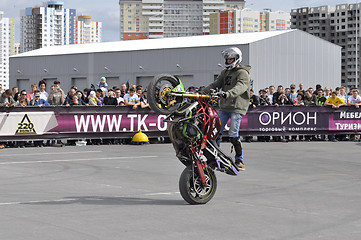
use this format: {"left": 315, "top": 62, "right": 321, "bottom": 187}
{"left": 273, "top": 85, "right": 287, "bottom": 106}
{"left": 103, "top": 89, "right": 118, "bottom": 106}
{"left": 347, "top": 89, "right": 361, "bottom": 108}
{"left": 289, "top": 84, "right": 298, "bottom": 102}
{"left": 136, "top": 87, "right": 143, "bottom": 97}
{"left": 325, "top": 91, "right": 346, "bottom": 142}
{"left": 88, "top": 91, "right": 98, "bottom": 106}
{"left": 259, "top": 89, "right": 271, "bottom": 106}
{"left": 96, "top": 89, "right": 104, "bottom": 105}
{"left": 124, "top": 87, "right": 140, "bottom": 109}
{"left": 337, "top": 86, "right": 347, "bottom": 102}
{"left": 316, "top": 89, "right": 327, "bottom": 105}
{"left": 303, "top": 89, "right": 317, "bottom": 105}
{"left": 48, "top": 81, "right": 65, "bottom": 105}
{"left": 83, "top": 88, "right": 90, "bottom": 104}
{"left": 38, "top": 80, "right": 49, "bottom": 101}
{"left": 293, "top": 92, "right": 304, "bottom": 106}
{"left": 12, "top": 86, "right": 19, "bottom": 101}
{"left": 29, "top": 90, "right": 50, "bottom": 107}
{"left": 249, "top": 89, "right": 259, "bottom": 109}
{"left": 0, "top": 89, "right": 15, "bottom": 107}
{"left": 0, "top": 83, "right": 3, "bottom": 94}
{"left": 97, "top": 77, "right": 108, "bottom": 89}
{"left": 16, "top": 96, "right": 28, "bottom": 107}
{"left": 120, "top": 83, "right": 127, "bottom": 97}
{"left": 75, "top": 91, "right": 88, "bottom": 105}
{"left": 274, "top": 91, "right": 292, "bottom": 106}
{"left": 140, "top": 89, "right": 151, "bottom": 109}
{"left": 285, "top": 87, "right": 291, "bottom": 97}
{"left": 64, "top": 88, "right": 77, "bottom": 106}
{"left": 324, "top": 87, "right": 331, "bottom": 99}
{"left": 268, "top": 85, "right": 275, "bottom": 104}
{"left": 26, "top": 83, "right": 37, "bottom": 101}
{"left": 297, "top": 83, "right": 305, "bottom": 95}
{"left": 325, "top": 91, "right": 346, "bottom": 109}
{"left": 115, "top": 88, "right": 125, "bottom": 105}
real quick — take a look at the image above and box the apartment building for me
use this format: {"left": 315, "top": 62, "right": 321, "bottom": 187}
{"left": 291, "top": 3, "right": 360, "bottom": 89}
{"left": 0, "top": 11, "right": 15, "bottom": 90}
{"left": 75, "top": 16, "right": 102, "bottom": 44}
{"left": 21, "top": 1, "right": 77, "bottom": 52}
{"left": 209, "top": 8, "right": 290, "bottom": 34}
{"left": 119, "top": 0, "right": 245, "bottom": 40}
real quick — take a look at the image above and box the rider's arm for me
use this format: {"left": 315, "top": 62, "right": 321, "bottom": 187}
{"left": 202, "top": 70, "right": 226, "bottom": 94}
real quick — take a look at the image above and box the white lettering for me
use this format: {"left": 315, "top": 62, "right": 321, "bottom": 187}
{"left": 127, "top": 114, "right": 137, "bottom": 132}
{"left": 74, "top": 115, "right": 91, "bottom": 132}
{"left": 293, "top": 112, "right": 306, "bottom": 125}
{"left": 157, "top": 115, "right": 168, "bottom": 131}
{"left": 91, "top": 115, "right": 107, "bottom": 132}
{"left": 138, "top": 114, "right": 148, "bottom": 131}
{"left": 307, "top": 112, "right": 317, "bottom": 125}
{"left": 107, "top": 115, "right": 122, "bottom": 132}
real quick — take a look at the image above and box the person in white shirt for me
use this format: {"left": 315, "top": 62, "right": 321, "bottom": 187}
{"left": 347, "top": 89, "right": 361, "bottom": 108}
{"left": 38, "top": 80, "right": 49, "bottom": 101}
{"left": 114, "top": 88, "right": 125, "bottom": 105}
{"left": 123, "top": 87, "right": 140, "bottom": 109}
{"left": 337, "top": 86, "right": 347, "bottom": 102}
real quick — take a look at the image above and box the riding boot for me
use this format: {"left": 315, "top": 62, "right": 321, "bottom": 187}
{"left": 230, "top": 137, "right": 245, "bottom": 170}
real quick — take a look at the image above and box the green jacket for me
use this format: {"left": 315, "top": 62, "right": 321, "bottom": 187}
{"left": 204, "top": 65, "right": 251, "bottom": 115}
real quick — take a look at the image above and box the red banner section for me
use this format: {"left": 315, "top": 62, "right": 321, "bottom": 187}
{"left": 0, "top": 106, "right": 360, "bottom": 140}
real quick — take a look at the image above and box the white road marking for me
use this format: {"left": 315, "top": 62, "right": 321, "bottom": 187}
{"left": 0, "top": 150, "right": 102, "bottom": 157}
{"left": 0, "top": 155, "right": 158, "bottom": 165}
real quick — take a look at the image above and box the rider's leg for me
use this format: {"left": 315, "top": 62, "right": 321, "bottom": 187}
{"left": 228, "top": 113, "right": 245, "bottom": 169}
{"left": 216, "top": 110, "right": 230, "bottom": 146}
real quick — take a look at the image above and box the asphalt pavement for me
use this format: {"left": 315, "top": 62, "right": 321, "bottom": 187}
{"left": 0, "top": 141, "right": 360, "bottom": 240}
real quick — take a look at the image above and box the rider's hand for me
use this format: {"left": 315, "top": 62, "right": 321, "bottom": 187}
{"left": 217, "top": 91, "right": 227, "bottom": 98}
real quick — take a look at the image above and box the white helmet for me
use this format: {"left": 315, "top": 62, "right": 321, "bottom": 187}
{"left": 222, "top": 47, "right": 242, "bottom": 69}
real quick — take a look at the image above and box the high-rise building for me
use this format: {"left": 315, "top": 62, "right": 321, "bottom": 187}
{"left": 75, "top": 16, "right": 102, "bottom": 44}
{"left": 118, "top": 0, "right": 245, "bottom": 41}
{"left": 291, "top": 3, "right": 360, "bottom": 89}
{"left": 0, "top": 11, "right": 15, "bottom": 90}
{"left": 20, "top": 1, "right": 85, "bottom": 52}
{"left": 209, "top": 8, "right": 290, "bottom": 34}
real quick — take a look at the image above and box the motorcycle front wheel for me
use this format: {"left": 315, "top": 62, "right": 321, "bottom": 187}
{"left": 148, "top": 74, "right": 181, "bottom": 115}
{"left": 179, "top": 164, "right": 217, "bottom": 205}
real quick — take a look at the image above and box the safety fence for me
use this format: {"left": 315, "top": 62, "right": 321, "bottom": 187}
{"left": 0, "top": 106, "right": 360, "bottom": 141}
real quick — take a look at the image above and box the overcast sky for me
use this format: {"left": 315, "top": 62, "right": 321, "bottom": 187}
{"left": 0, "top": 0, "right": 355, "bottom": 42}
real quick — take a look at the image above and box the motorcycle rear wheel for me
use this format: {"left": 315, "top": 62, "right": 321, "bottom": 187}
{"left": 179, "top": 165, "right": 217, "bottom": 205}
{"left": 148, "top": 74, "right": 181, "bottom": 115}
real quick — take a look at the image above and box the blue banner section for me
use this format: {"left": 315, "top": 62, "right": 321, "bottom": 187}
{"left": 0, "top": 106, "right": 360, "bottom": 141}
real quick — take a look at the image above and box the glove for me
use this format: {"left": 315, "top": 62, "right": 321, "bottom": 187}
{"left": 217, "top": 91, "right": 227, "bottom": 98}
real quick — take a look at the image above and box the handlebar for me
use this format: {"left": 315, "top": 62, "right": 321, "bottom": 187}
{"left": 168, "top": 92, "right": 212, "bottom": 99}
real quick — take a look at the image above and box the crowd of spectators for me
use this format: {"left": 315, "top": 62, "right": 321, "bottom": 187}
{"left": 0, "top": 80, "right": 360, "bottom": 147}
{"left": 0, "top": 78, "right": 151, "bottom": 109}
{"left": 246, "top": 83, "right": 361, "bottom": 142}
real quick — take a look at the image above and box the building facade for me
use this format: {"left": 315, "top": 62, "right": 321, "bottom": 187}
{"left": 291, "top": 3, "right": 360, "bottom": 90}
{"left": 209, "top": 8, "right": 290, "bottom": 34}
{"left": 119, "top": 0, "right": 245, "bottom": 40}
{"left": 75, "top": 16, "right": 102, "bottom": 44}
{"left": 0, "top": 11, "right": 15, "bottom": 90}
{"left": 10, "top": 30, "right": 340, "bottom": 95}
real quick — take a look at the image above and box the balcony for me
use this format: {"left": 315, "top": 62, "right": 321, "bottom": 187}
{"left": 142, "top": 5, "right": 163, "bottom": 10}
{"left": 149, "top": 22, "right": 163, "bottom": 27}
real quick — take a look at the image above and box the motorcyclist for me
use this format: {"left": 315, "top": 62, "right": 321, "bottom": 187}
{"left": 202, "top": 47, "right": 251, "bottom": 170}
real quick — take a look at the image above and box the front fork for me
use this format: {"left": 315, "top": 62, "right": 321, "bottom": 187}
{"left": 192, "top": 136, "right": 208, "bottom": 186}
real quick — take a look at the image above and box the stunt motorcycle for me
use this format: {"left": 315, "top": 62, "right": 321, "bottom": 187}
{"left": 148, "top": 74, "right": 241, "bottom": 205}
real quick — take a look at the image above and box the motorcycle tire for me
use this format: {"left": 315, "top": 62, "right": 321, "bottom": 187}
{"left": 148, "top": 74, "right": 181, "bottom": 115}
{"left": 179, "top": 164, "right": 217, "bottom": 205}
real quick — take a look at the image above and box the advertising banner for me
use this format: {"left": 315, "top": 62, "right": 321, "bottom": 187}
{"left": 0, "top": 106, "right": 360, "bottom": 141}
